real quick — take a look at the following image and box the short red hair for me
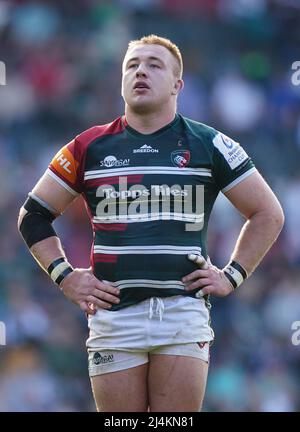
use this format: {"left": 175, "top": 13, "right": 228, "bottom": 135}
{"left": 127, "top": 34, "right": 183, "bottom": 78}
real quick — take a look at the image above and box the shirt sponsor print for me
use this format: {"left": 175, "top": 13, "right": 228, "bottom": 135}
{"left": 50, "top": 143, "right": 78, "bottom": 184}
{"left": 100, "top": 155, "right": 130, "bottom": 168}
{"left": 133, "top": 144, "right": 159, "bottom": 153}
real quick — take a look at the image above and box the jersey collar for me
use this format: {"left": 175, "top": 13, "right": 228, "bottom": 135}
{"left": 122, "top": 113, "right": 179, "bottom": 138}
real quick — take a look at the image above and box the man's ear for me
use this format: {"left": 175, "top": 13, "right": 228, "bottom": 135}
{"left": 172, "top": 79, "right": 184, "bottom": 95}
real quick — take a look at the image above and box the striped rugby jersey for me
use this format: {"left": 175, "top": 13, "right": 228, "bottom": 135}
{"left": 48, "top": 113, "right": 256, "bottom": 310}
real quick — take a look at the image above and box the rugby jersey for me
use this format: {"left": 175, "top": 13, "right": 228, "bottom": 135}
{"left": 48, "top": 113, "right": 256, "bottom": 310}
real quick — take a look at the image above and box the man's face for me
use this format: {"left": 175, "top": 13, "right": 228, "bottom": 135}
{"left": 121, "top": 44, "right": 182, "bottom": 113}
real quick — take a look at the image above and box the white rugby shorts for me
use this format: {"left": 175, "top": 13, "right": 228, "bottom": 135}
{"left": 86, "top": 295, "right": 214, "bottom": 376}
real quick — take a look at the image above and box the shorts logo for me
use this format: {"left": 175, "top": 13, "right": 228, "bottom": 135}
{"left": 197, "top": 342, "right": 207, "bottom": 349}
{"left": 171, "top": 150, "right": 190, "bottom": 168}
{"left": 133, "top": 144, "right": 159, "bottom": 153}
{"left": 100, "top": 155, "right": 130, "bottom": 168}
{"left": 93, "top": 352, "right": 114, "bottom": 365}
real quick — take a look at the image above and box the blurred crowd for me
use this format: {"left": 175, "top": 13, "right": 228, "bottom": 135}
{"left": 1, "top": 0, "right": 300, "bottom": 412}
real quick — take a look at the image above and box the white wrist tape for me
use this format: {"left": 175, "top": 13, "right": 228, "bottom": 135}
{"left": 50, "top": 262, "right": 71, "bottom": 283}
{"left": 223, "top": 261, "right": 247, "bottom": 290}
{"left": 47, "top": 258, "right": 73, "bottom": 286}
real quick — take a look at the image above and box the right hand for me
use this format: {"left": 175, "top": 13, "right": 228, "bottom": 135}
{"left": 59, "top": 268, "right": 120, "bottom": 315}
{"left": 183, "top": 254, "right": 234, "bottom": 298}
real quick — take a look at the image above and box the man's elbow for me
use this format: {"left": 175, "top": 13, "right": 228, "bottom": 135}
{"left": 274, "top": 203, "right": 285, "bottom": 234}
{"left": 17, "top": 206, "right": 27, "bottom": 232}
{"left": 260, "top": 201, "right": 285, "bottom": 235}
{"left": 271, "top": 197, "right": 285, "bottom": 228}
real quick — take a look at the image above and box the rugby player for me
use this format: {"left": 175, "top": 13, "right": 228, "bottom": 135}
{"left": 18, "top": 35, "right": 284, "bottom": 412}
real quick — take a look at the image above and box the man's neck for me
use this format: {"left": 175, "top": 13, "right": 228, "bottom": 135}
{"left": 124, "top": 106, "right": 176, "bottom": 134}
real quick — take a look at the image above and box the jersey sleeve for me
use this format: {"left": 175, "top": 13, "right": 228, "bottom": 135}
{"left": 47, "top": 137, "right": 84, "bottom": 195}
{"left": 212, "top": 131, "right": 257, "bottom": 193}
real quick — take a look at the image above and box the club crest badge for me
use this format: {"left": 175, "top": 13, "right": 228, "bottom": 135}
{"left": 171, "top": 150, "right": 190, "bottom": 168}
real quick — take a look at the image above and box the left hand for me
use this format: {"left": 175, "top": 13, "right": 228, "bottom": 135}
{"left": 182, "top": 254, "right": 234, "bottom": 298}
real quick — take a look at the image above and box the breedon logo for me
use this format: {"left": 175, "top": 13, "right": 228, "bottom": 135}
{"left": 133, "top": 144, "right": 159, "bottom": 153}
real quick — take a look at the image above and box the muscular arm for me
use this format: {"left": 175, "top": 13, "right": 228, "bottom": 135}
{"left": 183, "top": 171, "right": 284, "bottom": 296}
{"left": 224, "top": 171, "right": 284, "bottom": 276}
{"left": 18, "top": 173, "right": 120, "bottom": 313}
{"left": 17, "top": 173, "right": 74, "bottom": 270}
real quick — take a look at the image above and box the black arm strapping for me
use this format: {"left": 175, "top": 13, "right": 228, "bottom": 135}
{"left": 19, "top": 196, "right": 58, "bottom": 248}
{"left": 24, "top": 196, "right": 56, "bottom": 222}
